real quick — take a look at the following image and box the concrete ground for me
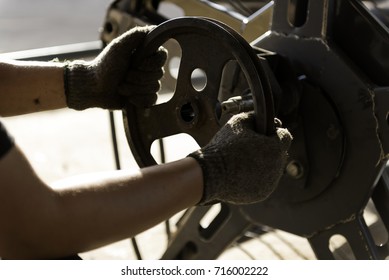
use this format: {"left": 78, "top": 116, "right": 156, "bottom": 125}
{"left": 0, "top": 0, "right": 385, "bottom": 260}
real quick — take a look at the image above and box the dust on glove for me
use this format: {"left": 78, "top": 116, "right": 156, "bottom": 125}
{"left": 188, "top": 112, "right": 292, "bottom": 205}
{"left": 64, "top": 26, "right": 167, "bottom": 110}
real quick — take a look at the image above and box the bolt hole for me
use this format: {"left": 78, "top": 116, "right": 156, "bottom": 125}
{"left": 286, "top": 160, "right": 304, "bottom": 179}
{"left": 104, "top": 22, "right": 114, "bottom": 34}
{"left": 191, "top": 68, "right": 207, "bottom": 92}
{"left": 180, "top": 102, "right": 196, "bottom": 123}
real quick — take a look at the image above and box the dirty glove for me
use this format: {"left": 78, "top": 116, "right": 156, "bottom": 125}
{"left": 188, "top": 112, "right": 292, "bottom": 205}
{"left": 64, "top": 26, "right": 167, "bottom": 110}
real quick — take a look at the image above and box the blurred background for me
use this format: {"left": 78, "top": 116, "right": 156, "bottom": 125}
{"left": 0, "top": 0, "right": 107, "bottom": 52}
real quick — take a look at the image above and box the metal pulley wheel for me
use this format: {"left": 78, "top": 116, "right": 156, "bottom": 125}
{"left": 123, "top": 17, "right": 275, "bottom": 167}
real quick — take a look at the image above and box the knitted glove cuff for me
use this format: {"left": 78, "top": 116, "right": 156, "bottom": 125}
{"left": 64, "top": 61, "right": 126, "bottom": 110}
{"left": 64, "top": 61, "right": 97, "bottom": 110}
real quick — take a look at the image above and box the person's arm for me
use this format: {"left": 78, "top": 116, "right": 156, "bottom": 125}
{"left": 0, "top": 60, "right": 66, "bottom": 116}
{"left": 0, "top": 112, "right": 291, "bottom": 259}
{"left": 0, "top": 26, "right": 167, "bottom": 117}
{"left": 0, "top": 144, "right": 202, "bottom": 259}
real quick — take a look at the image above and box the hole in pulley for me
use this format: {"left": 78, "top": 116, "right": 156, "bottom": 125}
{"left": 155, "top": 39, "right": 182, "bottom": 105}
{"left": 191, "top": 68, "right": 207, "bottom": 92}
{"left": 104, "top": 21, "right": 114, "bottom": 34}
{"left": 151, "top": 133, "right": 199, "bottom": 164}
{"left": 180, "top": 102, "right": 197, "bottom": 123}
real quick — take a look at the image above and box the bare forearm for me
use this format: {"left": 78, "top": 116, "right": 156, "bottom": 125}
{"left": 51, "top": 157, "right": 203, "bottom": 256}
{"left": 1, "top": 149, "right": 202, "bottom": 259}
{"left": 0, "top": 59, "right": 67, "bottom": 116}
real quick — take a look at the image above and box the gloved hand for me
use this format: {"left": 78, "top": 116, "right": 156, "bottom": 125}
{"left": 188, "top": 112, "right": 292, "bottom": 205}
{"left": 64, "top": 26, "right": 167, "bottom": 110}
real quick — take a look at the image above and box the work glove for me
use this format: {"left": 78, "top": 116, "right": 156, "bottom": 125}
{"left": 64, "top": 26, "right": 167, "bottom": 110}
{"left": 188, "top": 112, "right": 292, "bottom": 205}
